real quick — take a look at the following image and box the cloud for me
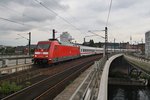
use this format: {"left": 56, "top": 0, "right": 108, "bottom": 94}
{"left": 10, "top": 7, "right": 56, "bottom": 23}
{"left": 0, "top": 0, "right": 68, "bottom": 9}
{"left": 0, "top": 0, "right": 69, "bottom": 34}
{"left": 0, "top": 21, "right": 31, "bottom": 33}
{"left": 0, "top": 0, "right": 150, "bottom": 46}
{"left": 112, "top": 0, "right": 140, "bottom": 10}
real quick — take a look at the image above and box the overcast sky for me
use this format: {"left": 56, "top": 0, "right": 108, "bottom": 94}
{"left": 0, "top": 0, "right": 150, "bottom": 46}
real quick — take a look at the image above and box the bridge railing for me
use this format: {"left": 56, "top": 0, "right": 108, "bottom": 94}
{"left": 127, "top": 52, "right": 150, "bottom": 60}
{"left": 0, "top": 54, "right": 33, "bottom": 59}
{"left": 124, "top": 54, "right": 150, "bottom": 75}
{"left": 70, "top": 56, "right": 107, "bottom": 100}
{"left": 0, "top": 57, "right": 33, "bottom": 68}
{"left": 125, "top": 53, "right": 150, "bottom": 63}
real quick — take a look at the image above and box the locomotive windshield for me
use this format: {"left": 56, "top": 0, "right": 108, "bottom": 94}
{"left": 37, "top": 43, "right": 50, "bottom": 50}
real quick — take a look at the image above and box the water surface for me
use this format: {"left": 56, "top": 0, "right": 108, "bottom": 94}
{"left": 108, "top": 85, "right": 150, "bottom": 100}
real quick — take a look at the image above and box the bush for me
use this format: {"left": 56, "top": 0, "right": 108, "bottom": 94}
{"left": 25, "top": 81, "right": 31, "bottom": 86}
{"left": 0, "top": 81, "right": 22, "bottom": 94}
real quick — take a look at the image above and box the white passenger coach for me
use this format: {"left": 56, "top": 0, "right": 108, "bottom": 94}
{"left": 79, "top": 46, "right": 103, "bottom": 56}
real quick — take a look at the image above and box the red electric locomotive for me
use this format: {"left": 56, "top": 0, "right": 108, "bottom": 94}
{"left": 33, "top": 39, "right": 80, "bottom": 64}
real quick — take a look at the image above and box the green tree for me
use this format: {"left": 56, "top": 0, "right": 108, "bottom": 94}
{"left": 89, "top": 39, "right": 95, "bottom": 47}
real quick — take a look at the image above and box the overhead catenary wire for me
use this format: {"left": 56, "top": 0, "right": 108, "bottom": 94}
{"left": 0, "top": 0, "right": 83, "bottom": 34}
{"left": 51, "top": 0, "right": 80, "bottom": 25}
{"left": 0, "top": 3, "right": 39, "bottom": 22}
{"left": 88, "top": 31, "right": 105, "bottom": 39}
{"left": 0, "top": 2, "right": 58, "bottom": 33}
{"left": 51, "top": 0, "right": 82, "bottom": 33}
{"left": 106, "top": 0, "right": 113, "bottom": 27}
{"left": 0, "top": 16, "right": 39, "bottom": 29}
{"left": 0, "top": 16, "right": 46, "bottom": 34}
{"left": 0, "top": 17, "right": 24, "bottom": 25}
{"left": 34, "top": 0, "right": 83, "bottom": 34}
{"left": 0, "top": 2, "right": 53, "bottom": 30}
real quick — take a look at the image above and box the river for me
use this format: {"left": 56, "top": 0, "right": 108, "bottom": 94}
{"left": 108, "top": 85, "right": 150, "bottom": 100}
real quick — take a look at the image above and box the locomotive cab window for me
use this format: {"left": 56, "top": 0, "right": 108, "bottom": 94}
{"left": 37, "top": 43, "right": 50, "bottom": 50}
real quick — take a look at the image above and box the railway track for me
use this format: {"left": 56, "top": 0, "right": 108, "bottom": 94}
{"left": 35, "top": 61, "right": 93, "bottom": 100}
{"left": 0, "top": 55, "right": 101, "bottom": 84}
{"left": 1, "top": 55, "right": 102, "bottom": 100}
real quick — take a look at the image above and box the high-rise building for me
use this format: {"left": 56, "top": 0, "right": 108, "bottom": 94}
{"left": 145, "top": 31, "right": 150, "bottom": 57}
{"left": 60, "top": 32, "right": 74, "bottom": 46}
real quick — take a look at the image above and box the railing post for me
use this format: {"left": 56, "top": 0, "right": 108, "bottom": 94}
{"left": 2, "top": 59, "right": 8, "bottom": 67}
{"left": 25, "top": 58, "right": 26, "bottom": 64}
{"left": 16, "top": 59, "right": 18, "bottom": 65}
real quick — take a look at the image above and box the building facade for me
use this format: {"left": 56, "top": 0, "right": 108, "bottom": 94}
{"left": 145, "top": 31, "right": 150, "bottom": 57}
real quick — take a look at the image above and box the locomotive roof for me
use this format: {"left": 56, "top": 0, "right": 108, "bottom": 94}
{"left": 38, "top": 40, "right": 61, "bottom": 45}
{"left": 38, "top": 38, "right": 59, "bottom": 42}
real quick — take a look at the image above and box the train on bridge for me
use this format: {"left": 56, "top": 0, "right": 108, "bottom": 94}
{"left": 33, "top": 39, "right": 103, "bottom": 65}
{"left": 33, "top": 39, "right": 136, "bottom": 65}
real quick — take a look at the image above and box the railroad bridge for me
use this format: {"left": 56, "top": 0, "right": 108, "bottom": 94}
{"left": 0, "top": 54, "right": 150, "bottom": 100}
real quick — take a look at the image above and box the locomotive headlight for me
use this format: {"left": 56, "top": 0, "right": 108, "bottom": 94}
{"left": 44, "top": 55, "right": 48, "bottom": 57}
{"left": 34, "top": 55, "right": 37, "bottom": 57}
{"left": 35, "top": 52, "right": 40, "bottom": 54}
{"left": 43, "top": 52, "right": 48, "bottom": 54}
